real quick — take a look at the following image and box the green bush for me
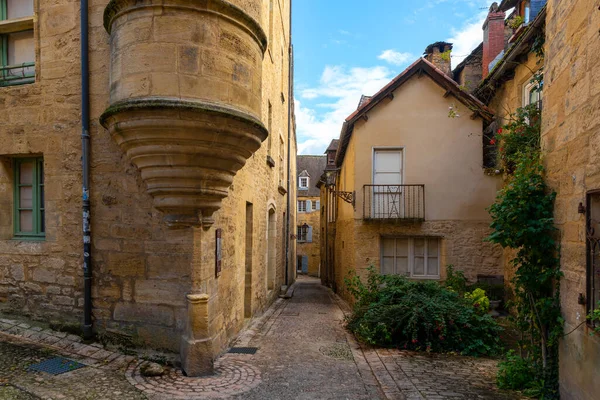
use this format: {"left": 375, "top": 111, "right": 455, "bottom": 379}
{"left": 497, "top": 351, "right": 540, "bottom": 395}
{"left": 345, "top": 268, "right": 503, "bottom": 356}
{"left": 465, "top": 288, "right": 490, "bottom": 314}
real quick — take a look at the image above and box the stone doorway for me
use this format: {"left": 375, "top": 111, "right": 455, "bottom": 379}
{"left": 267, "top": 208, "right": 276, "bottom": 290}
{"left": 245, "top": 202, "right": 253, "bottom": 318}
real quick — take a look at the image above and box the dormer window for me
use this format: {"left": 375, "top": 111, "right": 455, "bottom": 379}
{"left": 299, "top": 177, "right": 309, "bottom": 189}
{"left": 327, "top": 152, "right": 335, "bottom": 165}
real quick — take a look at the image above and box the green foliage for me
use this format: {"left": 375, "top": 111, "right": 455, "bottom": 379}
{"left": 440, "top": 49, "right": 452, "bottom": 62}
{"left": 487, "top": 106, "right": 561, "bottom": 399}
{"left": 345, "top": 268, "right": 503, "bottom": 356}
{"left": 444, "top": 265, "right": 468, "bottom": 294}
{"left": 465, "top": 288, "right": 490, "bottom": 314}
{"left": 588, "top": 302, "right": 600, "bottom": 335}
{"left": 492, "top": 105, "right": 541, "bottom": 173}
{"left": 497, "top": 350, "right": 537, "bottom": 391}
{"left": 508, "top": 15, "right": 525, "bottom": 29}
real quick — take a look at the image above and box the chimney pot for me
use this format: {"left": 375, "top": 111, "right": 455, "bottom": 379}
{"left": 423, "top": 42, "right": 453, "bottom": 77}
{"left": 482, "top": 2, "right": 506, "bottom": 78}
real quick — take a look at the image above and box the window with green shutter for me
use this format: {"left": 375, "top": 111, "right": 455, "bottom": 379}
{"left": 0, "top": 0, "right": 35, "bottom": 87}
{"left": 13, "top": 157, "right": 44, "bottom": 239}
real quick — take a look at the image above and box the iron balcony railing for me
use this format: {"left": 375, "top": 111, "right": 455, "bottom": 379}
{"left": 0, "top": 62, "right": 35, "bottom": 86}
{"left": 363, "top": 184, "right": 425, "bottom": 221}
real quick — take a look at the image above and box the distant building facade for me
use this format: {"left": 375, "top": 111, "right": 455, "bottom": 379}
{"left": 296, "top": 155, "right": 326, "bottom": 277}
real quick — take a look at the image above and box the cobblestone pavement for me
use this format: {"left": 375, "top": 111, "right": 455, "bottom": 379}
{"left": 0, "top": 277, "right": 522, "bottom": 399}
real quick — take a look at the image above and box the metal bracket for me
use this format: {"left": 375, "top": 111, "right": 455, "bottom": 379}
{"left": 333, "top": 190, "right": 355, "bottom": 206}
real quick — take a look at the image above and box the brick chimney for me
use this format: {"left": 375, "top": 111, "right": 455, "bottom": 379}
{"left": 482, "top": 2, "right": 506, "bottom": 78}
{"left": 423, "top": 42, "right": 453, "bottom": 77}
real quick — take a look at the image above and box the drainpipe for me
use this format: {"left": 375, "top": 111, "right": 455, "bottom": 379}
{"left": 284, "top": 0, "right": 293, "bottom": 287}
{"left": 81, "top": 0, "right": 92, "bottom": 340}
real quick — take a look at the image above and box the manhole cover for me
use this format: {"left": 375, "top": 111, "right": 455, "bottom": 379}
{"left": 228, "top": 347, "right": 258, "bottom": 355}
{"left": 319, "top": 343, "right": 354, "bottom": 361}
{"left": 28, "top": 357, "right": 86, "bottom": 375}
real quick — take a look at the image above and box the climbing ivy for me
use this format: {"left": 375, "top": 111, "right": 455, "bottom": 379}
{"left": 487, "top": 106, "right": 562, "bottom": 399}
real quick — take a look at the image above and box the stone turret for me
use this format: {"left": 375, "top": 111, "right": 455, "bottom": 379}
{"left": 101, "top": 0, "right": 268, "bottom": 228}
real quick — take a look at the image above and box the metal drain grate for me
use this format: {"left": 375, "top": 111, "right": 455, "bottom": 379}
{"left": 28, "top": 357, "right": 86, "bottom": 375}
{"left": 228, "top": 347, "right": 258, "bottom": 355}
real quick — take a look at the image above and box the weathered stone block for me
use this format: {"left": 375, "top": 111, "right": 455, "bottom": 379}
{"left": 135, "top": 280, "right": 187, "bottom": 307}
{"left": 114, "top": 302, "right": 174, "bottom": 327}
{"left": 106, "top": 253, "right": 146, "bottom": 277}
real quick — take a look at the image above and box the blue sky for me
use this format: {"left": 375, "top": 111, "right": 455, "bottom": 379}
{"left": 292, "top": 0, "right": 493, "bottom": 154}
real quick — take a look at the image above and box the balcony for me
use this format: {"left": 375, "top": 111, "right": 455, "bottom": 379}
{"left": 363, "top": 185, "right": 425, "bottom": 221}
{"left": 0, "top": 62, "right": 35, "bottom": 87}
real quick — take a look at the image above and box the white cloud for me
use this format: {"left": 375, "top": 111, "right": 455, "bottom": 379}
{"left": 447, "top": 10, "right": 487, "bottom": 66}
{"left": 296, "top": 65, "right": 395, "bottom": 155}
{"left": 378, "top": 50, "right": 414, "bottom": 66}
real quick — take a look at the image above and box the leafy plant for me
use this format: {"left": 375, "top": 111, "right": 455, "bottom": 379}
{"left": 508, "top": 16, "right": 525, "bottom": 29}
{"left": 487, "top": 106, "right": 562, "bottom": 399}
{"left": 497, "top": 350, "right": 537, "bottom": 391}
{"left": 588, "top": 302, "right": 600, "bottom": 335}
{"left": 345, "top": 268, "right": 503, "bottom": 356}
{"left": 444, "top": 265, "right": 469, "bottom": 294}
{"left": 465, "top": 288, "right": 490, "bottom": 314}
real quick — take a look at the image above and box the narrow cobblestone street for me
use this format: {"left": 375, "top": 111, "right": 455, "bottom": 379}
{"left": 0, "top": 277, "right": 520, "bottom": 399}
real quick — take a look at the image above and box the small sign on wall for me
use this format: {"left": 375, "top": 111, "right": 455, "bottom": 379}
{"left": 216, "top": 229, "right": 222, "bottom": 278}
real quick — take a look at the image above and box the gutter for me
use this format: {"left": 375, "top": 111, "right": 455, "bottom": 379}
{"left": 284, "top": 0, "right": 293, "bottom": 287}
{"left": 81, "top": 0, "right": 93, "bottom": 340}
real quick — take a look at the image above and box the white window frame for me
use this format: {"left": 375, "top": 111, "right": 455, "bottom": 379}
{"left": 380, "top": 237, "right": 440, "bottom": 279}
{"left": 523, "top": 79, "right": 542, "bottom": 108}
{"left": 298, "top": 200, "right": 307, "bottom": 212}
{"left": 299, "top": 177, "right": 309, "bottom": 189}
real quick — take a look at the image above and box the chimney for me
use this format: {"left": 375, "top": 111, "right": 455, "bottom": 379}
{"left": 424, "top": 42, "right": 453, "bottom": 76}
{"left": 482, "top": 2, "right": 506, "bottom": 78}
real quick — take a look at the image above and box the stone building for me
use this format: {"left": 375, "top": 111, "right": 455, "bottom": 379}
{"left": 296, "top": 155, "right": 326, "bottom": 277}
{"left": 0, "top": 0, "right": 296, "bottom": 376}
{"left": 319, "top": 50, "right": 504, "bottom": 301}
{"left": 470, "top": 1, "right": 600, "bottom": 397}
{"left": 542, "top": 0, "right": 600, "bottom": 397}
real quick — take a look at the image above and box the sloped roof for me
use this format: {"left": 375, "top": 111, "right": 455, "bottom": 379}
{"left": 325, "top": 139, "right": 339, "bottom": 153}
{"left": 453, "top": 42, "right": 483, "bottom": 77}
{"left": 357, "top": 95, "right": 372, "bottom": 109}
{"left": 297, "top": 155, "right": 327, "bottom": 197}
{"left": 337, "top": 57, "right": 494, "bottom": 167}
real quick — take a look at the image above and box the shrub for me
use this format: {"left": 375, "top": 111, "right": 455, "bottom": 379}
{"left": 345, "top": 268, "right": 503, "bottom": 356}
{"left": 497, "top": 351, "right": 538, "bottom": 391}
{"left": 444, "top": 265, "right": 468, "bottom": 294}
{"left": 465, "top": 288, "right": 490, "bottom": 314}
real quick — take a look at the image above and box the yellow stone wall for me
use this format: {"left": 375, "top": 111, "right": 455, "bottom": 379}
{"left": 543, "top": 0, "right": 600, "bottom": 398}
{"left": 0, "top": 0, "right": 295, "bottom": 365}
{"left": 330, "top": 75, "right": 503, "bottom": 301}
{"left": 296, "top": 196, "right": 321, "bottom": 276}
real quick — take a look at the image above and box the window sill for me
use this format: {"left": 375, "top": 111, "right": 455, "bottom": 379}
{"left": 0, "top": 16, "right": 34, "bottom": 34}
{"left": 12, "top": 236, "right": 45, "bottom": 242}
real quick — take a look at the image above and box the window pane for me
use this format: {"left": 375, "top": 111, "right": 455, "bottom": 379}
{"left": 39, "top": 184, "right": 44, "bottom": 206}
{"left": 40, "top": 210, "right": 45, "bottom": 233}
{"left": 414, "top": 238, "right": 425, "bottom": 256}
{"left": 382, "top": 238, "right": 395, "bottom": 257}
{"left": 7, "top": 0, "right": 34, "bottom": 19}
{"left": 381, "top": 256, "right": 395, "bottom": 275}
{"left": 19, "top": 210, "right": 33, "bottom": 232}
{"left": 7, "top": 31, "right": 35, "bottom": 75}
{"left": 19, "top": 186, "right": 32, "bottom": 208}
{"left": 19, "top": 162, "right": 34, "bottom": 184}
{"left": 427, "top": 257, "right": 439, "bottom": 276}
{"left": 396, "top": 238, "right": 409, "bottom": 256}
{"left": 397, "top": 257, "right": 409, "bottom": 276}
{"left": 414, "top": 257, "right": 425, "bottom": 275}
{"left": 427, "top": 239, "right": 439, "bottom": 256}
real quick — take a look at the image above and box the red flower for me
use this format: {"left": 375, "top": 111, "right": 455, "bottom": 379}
{"left": 412, "top": 339, "right": 418, "bottom": 344}
{"left": 497, "top": 128, "right": 503, "bottom": 134}
{"left": 490, "top": 139, "right": 496, "bottom": 145}
{"left": 500, "top": 148, "right": 504, "bottom": 152}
